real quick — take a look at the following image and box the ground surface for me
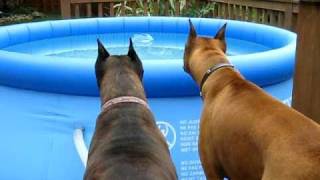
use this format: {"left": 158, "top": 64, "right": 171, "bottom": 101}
{"left": 0, "top": 7, "right": 60, "bottom": 26}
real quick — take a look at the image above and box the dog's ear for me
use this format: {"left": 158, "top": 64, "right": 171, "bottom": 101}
{"left": 95, "top": 39, "right": 110, "bottom": 88}
{"left": 188, "top": 19, "right": 197, "bottom": 40}
{"left": 183, "top": 19, "right": 197, "bottom": 74}
{"left": 214, "top": 23, "right": 227, "bottom": 41}
{"left": 128, "top": 38, "right": 140, "bottom": 62}
{"left": 128, "top": 38, "right": 144, "bottom": 79}
{"left": 97, "top": 39, "right": 110, "bottom": 59}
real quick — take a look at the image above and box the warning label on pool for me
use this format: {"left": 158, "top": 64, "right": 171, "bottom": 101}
{"left": 179, "top": 119, "right": 205, "bottom": 179}
{"left": 157, "top": 121, "right": 177, "bottom": 150}
{"left": 179, "top": 119, "right": 199, "bottom": 153}
{"left": 180, "top": 160, "right": 205, "bottom": 180}
{"left": 157, "top": 119, "right": 205, "bottom": 179}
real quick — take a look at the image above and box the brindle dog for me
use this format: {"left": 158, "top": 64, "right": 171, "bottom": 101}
{"left": 84, "top": 39, "right": 177, "bottom": 180}
{"left": 184, "top": 20, "right": 320, "bottom": 180}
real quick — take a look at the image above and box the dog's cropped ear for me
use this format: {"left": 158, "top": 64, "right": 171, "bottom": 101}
{"left": 95, "top": 39, "right": 109, "bottom": 88}
{"left": 128, "top": 38, "right": 144, "bottom": 79}
{"left": 188, "top": 19, "right": 197, "bottom": 40}
{"left": 214, "top": 23, "right": 227, "bottom": 41}
{"left": 97, "top": 39, "right": 110, "bottom": 59}
{"left": 128, "top": 38, "right": 140, "bottom": 62}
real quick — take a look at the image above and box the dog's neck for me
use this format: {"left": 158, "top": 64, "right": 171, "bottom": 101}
{"left": 190, "top": 54, "right": 243, "bottom": 99}
{"left": 199, "top": 63, "right": 234, "bottom": 94}
{"left": 202, "top": 67, "right": 243, "bottom": 99}
{"left": 189, "top": 51, "right": 229, "bottom": 85}
{"left": 99, "top": 69, "right": 146, "bottom": 106}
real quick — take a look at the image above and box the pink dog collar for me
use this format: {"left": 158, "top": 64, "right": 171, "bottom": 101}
{"left": 101, "top": 96, "right": 150, "bottom": 112}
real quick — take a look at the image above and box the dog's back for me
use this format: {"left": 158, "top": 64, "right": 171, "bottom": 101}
{"left": 85, "top": 105, "right": 176, "bottom": 180}
{"left": 84, "top": 39, "right": 177, "bottom": 180}
{"left": 206, "top": 75, "right": 320, "bottom": 180}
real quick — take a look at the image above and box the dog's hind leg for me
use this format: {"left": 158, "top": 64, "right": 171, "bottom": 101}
{"left": 200, "top": 156, "right": 224, "bottom": 180}
{"left": 204, "top": 168, "right": 224, "bottom": 180}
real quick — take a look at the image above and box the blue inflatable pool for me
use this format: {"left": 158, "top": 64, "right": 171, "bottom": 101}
{"left": 0, "top": 17, "right": 296, "bottom": 179}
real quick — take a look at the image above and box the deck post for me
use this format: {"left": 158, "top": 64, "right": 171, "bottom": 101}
{"left": 292, "top": 0, "right": 320, "bottom": 123}
{"left": 60, "top": 0, "right": 71, "bottom": 19}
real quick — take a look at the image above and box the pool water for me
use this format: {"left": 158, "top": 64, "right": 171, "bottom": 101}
{"left": 4, "top": 33, "right": 271, "bottom": 60}
{"left": 49, "top": 46, "right": 184, "bottom": 60}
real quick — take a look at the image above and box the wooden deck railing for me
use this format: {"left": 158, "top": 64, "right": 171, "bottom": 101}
{"left": 60, "top": 0, "right": 186, "bottom": 18}
{"left": 60, "top": 0, "right": 299, "bottom": 30}
{"left": 210, "top": 0, "right": 299, "bottom": 30}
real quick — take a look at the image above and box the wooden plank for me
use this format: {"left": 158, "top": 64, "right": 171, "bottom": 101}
{"left": 293, "top": 4, "right": 299, "bottom": 13}
{"left": 49, "top": 0, "right": 53, "bottom": 12}
{"left": 110, "top": 2, "right": 114, "bottom": 16}
{"left": 234, "top": 5, "right": 240, "bottom": 19}
{"left": 239, "top": 5, "right": 245, "bottom": 20}
{"left": 164, "top": 0, "right": 169, "bottom": 16}
{"left": 210, "top": 0, "right": 296, "bottom": 12}
{"left": 75, "top": 3, "right": 80, "bottom": 17}
{"left": 60, "top": 0, "right": 71, "bottom": 19}
{"left": 292, "top": 2, "right": 320, "bottom": 123}
{"left": 208, "top": 0, "right": 299, "bottom": 3}
{"left": 154, "top": 0, "right": 159, "bottom": 15}
{"left": 231, "top": 4, "right": 238, "bottom": 20}
{"left": 257, "top": 8, "right": 263, "bottom": 23}
{"left": 278, "top": 11, "right": 284, "bottom": 27}
{"left": 217, "top": 3, "right": 222, "bottom": 18}
{"left": 98, "top": 3, "right": 103, "bottom": 17}
{"left": 175, "top": 1, "right": 180, "bottom": 16}
{"left": 42, "top": 0, "right": 48, "bottom": 12}
{"left": 239, "top": 5, "right": 243, "bottom": 20}
{"left": 120, "top": 2, "right": 125, "bottom": 16}
{"left": 71, "top": 0, "right": 135, "bottom": 3}
{"left": 247, "top": 6, "right": 252, "bottom": 21}
{"left": 267, "top": 0, "right": 299, "bottom": 3}
{"left": 200, "top": 0, "right": 298, "bottom": 25}
{"left": 194, "top": 0, "right": 200, "bottom": 9}
{"left": 252, "top": 8, "right": 258, "bottom": 22}
{"left": 240, "top": 5, "right": 244, "bottom": 20}
{"left": 284, "top": 5, "right": 293, "bottom": 29}
{"left": 268, "top": 10, "right": 276, "bottom": 25}
{"left": 263, "top": 9, "right": 268, "bottom": 24}
{"left": 86, "top": 3, "right": 92, "bottom": 17}
{"left": 222, "top": 3, "right": 227, "bottom": 19}
{"left": 228, "top": 4, "right": 234, "bottom": 19}
{"left": 144, "top": 0, "right": 148, "bottom": 15}
{"left": 44, "top": 0, "right": 53, "bottom": 12}
{"left": 131, "top": 1, "right": 137, "bottom": 16}
{"left": 51, "top": 0, "right": 56, "bottom": 12}
{"left": 243, "top": 6, "right": 248, "bottom": 21}
{"left": 227, "top": 3, "right": 232, "bottom": 19}
{"left": 245, "top": 6, "right": 249, "bottom": 21}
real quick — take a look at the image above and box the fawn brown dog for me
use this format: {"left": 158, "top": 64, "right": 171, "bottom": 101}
{"left": 183, "top": 20, "right": 320, "bottom": 180}
{"left": 84, "top": 39, "right": 177, "bottom": 180}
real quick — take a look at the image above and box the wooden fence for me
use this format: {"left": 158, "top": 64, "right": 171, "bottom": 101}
{"left": 60, "top": 0, "right": 299, "bottom": 30}
{"left": 210, "top": 0, "right": 299, "bottom": 30}
{"left": 60, "top": 0, "right": 187, "bottom": 18}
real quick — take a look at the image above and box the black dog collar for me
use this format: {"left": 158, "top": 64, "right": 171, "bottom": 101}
{"left": 199, "top": 63, "right": 234, "bottom": 97}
